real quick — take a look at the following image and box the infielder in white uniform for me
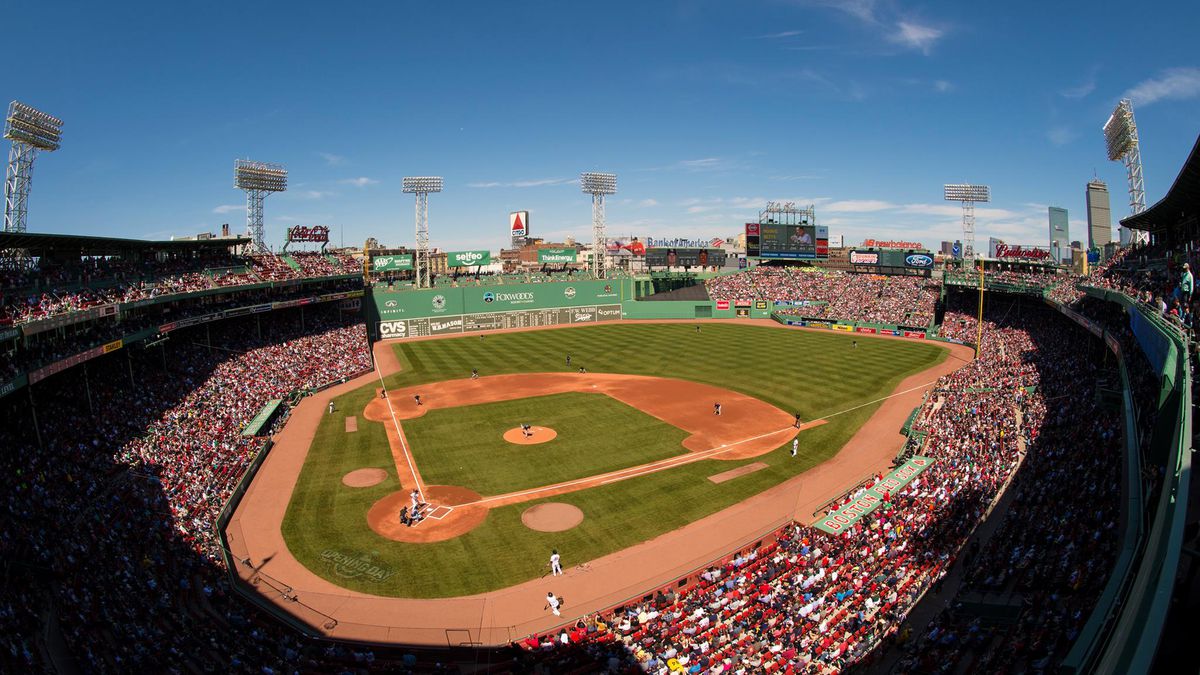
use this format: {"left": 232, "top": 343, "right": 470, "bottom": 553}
{"left": 546, "top": 592, "right": 562, "bottom": 616}
{"left": 550, "top": 549, "right": 563, "bottom": 576}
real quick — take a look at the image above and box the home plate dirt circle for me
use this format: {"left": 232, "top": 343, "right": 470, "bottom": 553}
{"left": 521, "top": 503, "right": 584, "bottom": 532}
{"left": 367, "top": 485, "right": 487, "bottom": 543}
{"left": 502, "top": 426, "right": 558, "bottom": 445}
{"left": 342, "top": 468, "right": 388, "bottom": 487}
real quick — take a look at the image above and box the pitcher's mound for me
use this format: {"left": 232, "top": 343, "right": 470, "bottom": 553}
{"left": 503, "top": 426, "right": 557, "bottom": 445}
{"left": 342, "top": 468, "right": 387, "bottom": 487}
{"left": 522, "top": 503, "right": 584, "bottom": 532}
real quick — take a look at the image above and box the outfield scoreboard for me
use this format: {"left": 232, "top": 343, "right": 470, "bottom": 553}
{"left": 646, "top": 247, "right": 727, "bottom": 268}
{"left": 745, "top": 222, "right": 829, "bottom": 260}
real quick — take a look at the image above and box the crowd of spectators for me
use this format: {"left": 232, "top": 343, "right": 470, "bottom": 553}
{"left": 0, "top": 308, "right": 390, "bottom": 673}
{"left": 1, "top": 278, "right": 362, "bottom": 382}
{"left": 519, "top": 297, "right": 1122, "bottom": 674}
{"left": 1, "top": 251, "right": 359, "bottom": 327}
{"left": 706, "top": 268, "right": 939, "bottom": 326}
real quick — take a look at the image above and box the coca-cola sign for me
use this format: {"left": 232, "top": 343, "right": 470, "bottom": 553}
{"left": 994, "top": 244, "right": 1050, "bottom": 260}
{"left": 287, "top": 225, "right": 331, "bottom": 242}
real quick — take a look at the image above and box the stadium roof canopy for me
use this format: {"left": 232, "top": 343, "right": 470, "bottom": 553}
{"left": 1121, "top": 133, "right": 1200, "bottom": 234}
{"left": 0, "top": 231, "right": 250, "bottom": 257}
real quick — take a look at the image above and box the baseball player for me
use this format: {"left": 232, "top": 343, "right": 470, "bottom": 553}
{"left": 794, "top": 412, "right": 803, "bottom": 428}
{"left": 792, "top": 438, "right": 799, "bottom": 457}
{"left": 713, "top": 402, "right": 722, "bottom": 416}
{"left": 413, "top": 394, "right": 422, "bottom": 406}
{"left": 550, "top": 549, "right": 563, "bottom": 576}
{"left": 565, "top": 354, "right": 571, "bottom": 366}
{"left": 545, "top": 592, "right": 562, "bottom": 617}
{"left": 328, "top": 401, "right": 335, "bottom": 414}
{"left": 471, "top": 368, "right": 479, "bottom": 379}
{"left": 522, "top": 423, "right": 533, "bottom": 438}
{"left": 410, "top": 488, "right": 422, "bottom": 515}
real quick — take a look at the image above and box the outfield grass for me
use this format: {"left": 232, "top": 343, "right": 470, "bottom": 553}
{"left": 281, "top": 322, "right": 946, "bottom": 597}
{"left": 404, "top": 392, "right": 688, "bottom": 495}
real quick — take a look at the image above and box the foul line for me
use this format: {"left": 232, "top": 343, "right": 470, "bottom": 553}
{"left": 373, "top": 359, "right": 425, "bottom": 502}
{"left": 454, "top": 377, "right": 945, "bottom": 509}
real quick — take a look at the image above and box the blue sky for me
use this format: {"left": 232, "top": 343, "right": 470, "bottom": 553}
{"left": 4, "top": 0, "right": 1200, "bottom": 252}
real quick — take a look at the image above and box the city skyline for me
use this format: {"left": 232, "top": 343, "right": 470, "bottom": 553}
{"left": 2, "top": 1, "right": 1199, "bottom": 252}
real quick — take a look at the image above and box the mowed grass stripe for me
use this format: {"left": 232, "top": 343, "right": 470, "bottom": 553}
{"left": 404, "top": 392, "right": 688, "bottom": 495}
{"left": 282, "top": 323, "right": 946, "bottom": 597}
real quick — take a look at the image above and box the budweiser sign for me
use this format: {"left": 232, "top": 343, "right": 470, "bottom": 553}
{"left": 862, "top": 239, "right": 923, "bottom": 249}
{"left": 994, "top": 244, "right": 1051, "bottom": 260}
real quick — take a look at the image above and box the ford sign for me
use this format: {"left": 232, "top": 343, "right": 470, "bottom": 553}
{"left": 905, "top": 254, "right": 934, "bottom": 268}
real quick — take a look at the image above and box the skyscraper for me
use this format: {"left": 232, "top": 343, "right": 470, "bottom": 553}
{"left": 1086, "top": 180, "right": 1112, "bottom": 249}
{"left": 1048, "top": 206, "right": 1068, "bottom": 249}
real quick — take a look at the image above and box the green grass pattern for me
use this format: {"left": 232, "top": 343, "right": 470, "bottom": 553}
{"left": 280, "top": 323, "right": 944, "bottom": 597}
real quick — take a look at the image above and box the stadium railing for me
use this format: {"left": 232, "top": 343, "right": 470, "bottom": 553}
{"left": 1052, "top": 289, "right": 1193, "bottom": 675}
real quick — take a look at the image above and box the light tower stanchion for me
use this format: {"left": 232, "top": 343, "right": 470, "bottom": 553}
{"left": 944, "top": 184, "right": 990, "bottom": 260}
{"left": 2, "top": 101, "right": 63, "bottom": 269}
{"left": 403, "top": 177, "right": 443, "bottom": 289}
{"left": 234, "top": 159, "right": 288, "bottom": 254}
{"left": 580, "top": 172, "right": 617, "bottom": 279}
{"left": 1104, "top": 99, "right": 1149, "bottom": 245}
{"left": 592, "top": 193, "right": 605, "bottom": 278}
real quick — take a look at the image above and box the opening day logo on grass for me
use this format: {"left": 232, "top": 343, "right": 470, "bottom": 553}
{"left": 320, "top": 549, "right": 396, "bottom": 583}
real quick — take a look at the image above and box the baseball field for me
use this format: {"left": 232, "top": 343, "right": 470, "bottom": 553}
{"left": 279, "top": 322, "right": 946, "bottom": 598}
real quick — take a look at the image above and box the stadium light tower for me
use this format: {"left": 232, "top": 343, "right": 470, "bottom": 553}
{"left": 234, "top": 159, "right": 288, "bottom": 253}
{"left": 944, "top": 184, "right": 990, "bottom": 259}
{"left": 580, "top": 172, "right": 617, "bottom": 278}
{"left": 402, "top": 176, "right": 443, "bottom": 289}
{"left": 4, "top": 101, "right": 63, "bottom": 235}
{"left": 1104, "top": 98, "right": 1149, "bottom": 245}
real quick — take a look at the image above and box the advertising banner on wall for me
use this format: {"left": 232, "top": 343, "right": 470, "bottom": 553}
{"left": 537, "top": 248, "right": 577, "bottom": 264}
{"left": 286, "top": 225, "right": 330, "bottom": 243}
{"left": 448, "top": 250, "right": 492, "bottom": 267}
{"left": 510, "top": 211, "right": 529, "bottom": 246}
{"left": 815, "top": 456, "right": 935, "bottom": 534}
{"left": 371, "top": 254, "right": 414, "bottom": 272}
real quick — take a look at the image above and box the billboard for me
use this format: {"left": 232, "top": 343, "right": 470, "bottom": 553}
{"left": 376, "top": 280, "right": 624, "bottom": 322}
{"left": 645, "top": 248, "right": 727, "bottom": 268}
{"left": 850, "top": 251, "right": 880, "bottom": 265}
{"left": 286, "top": 225, "right": 330, "bottom": 243}
{"left": 371, "top": 254, "right": 413, "bottom": 272}
{"left": 538, "top": 248, "right": 577, "bottom": 264}
{"left": 993, "top": 244, "right": 1052, "bottom": 261}
{"left": 510, "top": 211, "right": 528, "bottom": 245}
{"left": 448, "top": 250, "right": 491, "bottom": 267}
{"left": 861, "top": 239, "right": 923, "bottom": 249}
{"left": 904, "top": 253, "right": 934, "bottom": 268}
{"left": 752, "top": 224, "right": 829, "bottom": 259}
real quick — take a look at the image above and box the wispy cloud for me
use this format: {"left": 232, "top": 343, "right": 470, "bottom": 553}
{"left": 339, "top": 177, "right": 378, "bottom": 187}
{"left": 296, "top": 190, "right": 336, "bottom": 200}
{"left": 677, "top": 158, "right": 722, "bottom": 171}
{"left": 889, "top": 21, "right": 944, "bottom": 54}
{"left": 319, "top": 152, "right": 346, "bottom": 166}
{"left": 934, "top": 79, "right": 953, "bottom": 93}
{"left": 1125, "top": 67, "right": 1200, "bottom": 106}
{"left": 806, "top": 1, "right": 947, "bottom": 55}
{"left": 770, "top": 174, "right": 825, "bottom": 181}
{"left": 212, "top": 204, "right": 244, "bottom": 214}
{"left": 825, "top": 199, "right": 894, "bottom": 213}
{"left": 638, "top": 198, "right": 659, "bottom": 207}
{"left": 756, "top": 30, "right": 804, "bottom": 39}
{"left": 1046, "top": 125, "right": 1078, "bottom": 146}
{"left": 1059, "top": 74, "right": 1096, "bottom": 99}
{"left": 467, "top": 177, "right": 576, "bottom": 188}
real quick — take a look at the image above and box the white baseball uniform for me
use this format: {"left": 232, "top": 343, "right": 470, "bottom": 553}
{"left": 550, "top": 552, "right": 562, "bottom": 576}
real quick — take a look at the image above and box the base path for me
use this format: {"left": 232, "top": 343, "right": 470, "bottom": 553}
{"left": 225, "top": 318, "right": 974, "bottom": 647}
